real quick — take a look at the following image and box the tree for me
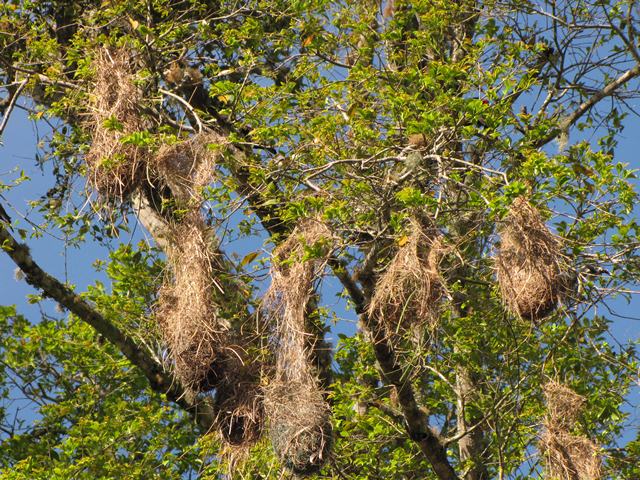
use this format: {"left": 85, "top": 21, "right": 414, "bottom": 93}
{"left": 1, "top": 0, "right": 640, "bottom": 478}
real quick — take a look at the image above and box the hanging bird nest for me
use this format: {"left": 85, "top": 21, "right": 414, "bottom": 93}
{"left": 85, "top": 48, "right": 147, "bottom": 201}
{"left": 496, "top": 197, "right": 567, "bottom": 321}
{"left": 539, "top": 381, "right": 602, "bottom": 479}
{"left": 265, "top": 219, "right": 333, "bottom": 382}
{"left": 369, "top": 217, "right": 444, "bottom": 339}
{"left": 153, "top": 133, "right": 223, "bottom": 205}
{"left": 543, "top": 381, "right": 586, "bottom": 429}
{"left": 539, "top": 427, "right": 602, "bottom": 480}
{"left": 262, "top": 218, "right": 334, "bottom": 474}
{"left": 215, "top": 341, "right": 269, "bottom": 470}
{"left": 265, "top": 380, "right": 332, "bottom": 475}
{"left": 156, "top": 215, "right": 229, "bottom": 391}
{"left": 152, "top": 131, "right": 265, "bottom": 444}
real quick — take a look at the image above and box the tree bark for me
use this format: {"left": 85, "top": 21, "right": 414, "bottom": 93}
{"left": 456, "top": 364, "right": 488, "bottom": 480}
{"left": 361, "top": 309, "right": 459, "bottom": 480}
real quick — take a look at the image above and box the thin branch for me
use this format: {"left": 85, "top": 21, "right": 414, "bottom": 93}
{"left": 0, "top": 79, "right": 27, "bottom": 143}
{"left": 159, "top": 87, "right": 204, "bottom": 133}
{"left": 328, "top": 257, "right": 366, "bottom": 312}
{"left": 359, "top": 309, "right": 460, "bottom": 480}
{"left": 534, "top": 62, "right": 640, "bottom": 148}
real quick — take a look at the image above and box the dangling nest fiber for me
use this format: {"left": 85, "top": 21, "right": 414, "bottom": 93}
{"left": 215, "top": 362, "right": 264, "bottom": 446}
{"left": 369, "top": 217, "right": 444, "bottom": 338}
{"left": 263, "top": 219, "right": 334, "bottom": 474}
{"left": 86, "top": 48, "right": 147, "bottom": 201}
{"left": 153, "top": 133, "right": 222, "bottom": 205}
{"left": 539, "top": 381, "right": 602, "bottom": 480}
{"left": 496, "top": 197, "right": 566, "bottom": 321}
{"left": 156, "top": 215, "right": 229, "bottom": 391}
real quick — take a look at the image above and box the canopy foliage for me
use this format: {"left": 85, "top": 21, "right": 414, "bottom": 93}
{"left": 1, "top": 0, "right": 640, "bottom": 478}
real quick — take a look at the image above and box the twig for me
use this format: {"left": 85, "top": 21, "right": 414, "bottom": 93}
{"left": 159, "top": 87, "right": 204, "bottom": 133}
{"left": 0, "top": 79, "right": 27, "bottom": 143}
{"left": 534, "top": 62, "right": 640, "bottom": 148}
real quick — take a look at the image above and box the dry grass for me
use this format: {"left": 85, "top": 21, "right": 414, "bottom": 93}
{"left": 265, "top": 380, "right": 332, "bottom": 474}
{"left": 85, "top": 48, "right": 147, "bottom": 201}
{"left": 543, "top": 381, "right": 586, "bottom": 429}
{"left": 265, "top": 219, "right": 333, "bottom": 381}
{"left": 156, "top": 214, "right": 228, "bottom": 391}
{"left": 369, "top": 217, "right": 444, "bottom": 339}
{"left": 262, "top": 218, "right": 334, "bottom": 474}
{"left": 540, "top": 382, "right": 602, "bottom": 479}
{"left": 539, "top": 427, "right": 602, "bottom": 480}
{"left": 86, "top": 50, "right": 261, "bottom": 451}
{"left": 151, "top": 132, "right": 227, "bottom": 392}
{"left": 496, "top": 197, "right": 567, "bottom": 321}
{"left": 153, "top": 133, "right": 222, "bottom": 205}
{"left": 215, "top": 362, "right": 264, "bottom": 446}
{"left": 152, "top": 132, "right": 263, "bottom": 446}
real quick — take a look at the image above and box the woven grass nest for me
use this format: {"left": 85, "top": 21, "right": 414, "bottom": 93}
{"left": 86, "top": 48, "right": 147, "bottom": 201}
{"left": 369, "top": 217, "right": 444, "bottom": 339}
{"left": 157, "top": 216, "right": 264, "bottom": 447}
{"left": 152, "top": 129, "right": 225, "bottom": 392}
{"left": 265, "top": 380, "right": 332, "bottom": 474}
{"left": 263, "top": 219, "right": 335, "bottom": 474}
{"left": 156, "top": 216, "right": 229, "bottom": 392}
{"left": 215, "top": 362, "right": 264, "bottom": 446}
{"left": 539, "top": 427, "right": 602, "bottom": 480}
{"left": 152, "top": 133, "right": 222, "bottom": 205}
{"left": 539, "top": 381, "right": 602, "bottom": 479}
{"left": 496, "top": 197, "right": 567, "bottom": 321}
{"left": 543, "top": 381, "right": 586, "bottom": 430}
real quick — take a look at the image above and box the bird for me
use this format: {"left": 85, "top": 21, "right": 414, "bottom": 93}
{"left": 0, "top": 202, "right": 11, "bottom": 225}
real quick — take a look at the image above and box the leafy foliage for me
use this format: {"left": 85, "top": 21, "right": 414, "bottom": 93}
{"left": 1, "top": 0, "right": 640, "bottom": 478}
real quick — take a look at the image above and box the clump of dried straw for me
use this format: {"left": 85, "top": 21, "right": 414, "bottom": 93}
{"left": 539, "top": 429, "right": 602, "bottom": 480}
{"left": 86, "top": 48, "right": 147, "bottom": 201}
{"left": 369, "top": 217, "right": 444, "bottom": 339}
{"left": 152, "top": 133, "right": 222, "bottom": 205}
{"left": 157, "top": 220, "right": 266, "bottom": 448}
{"left": 543, "top": 381, "right": 586, "bottom": 429}
{"left": 266, "top": 381, "right": 331, "bottom": 474}
{"left": 153, "top": 131, "right": 227, "bottom": 391}
{"left": 539, "top": 381, "right": 602, "bottom": 480}
{"left": 263, "top": 219, "right": 334, "bottom": 474}
{"left": 152, "top": 131, "right": 264, "bottom": 446}
{"left": 496, "top": 197, "right": 566, "bottom": 321}
{"left": 156, "top": 215, "right": 229, "bottom": 391}
{"left": 215, "top": 363, "right": 264, "bottom": 446}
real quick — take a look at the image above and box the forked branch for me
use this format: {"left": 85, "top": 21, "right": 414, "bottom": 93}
{"left": 535, "top": 62, "right": 640, "bottom": 148}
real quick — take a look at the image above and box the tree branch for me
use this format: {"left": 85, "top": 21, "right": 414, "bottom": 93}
{"left": 0, "top": 79, "right": 27, "bottom": 144}
{"left": 534, "top": 62, "right": 640, "bottom": 148}
{"left": 199, "top": 122, "right": 454, "bottom": 475}
{"left": 360, "top": 310, "right": 459, "bottom": 480}
{"left": 0, "top": 221, "right": 216, "bottom": 432}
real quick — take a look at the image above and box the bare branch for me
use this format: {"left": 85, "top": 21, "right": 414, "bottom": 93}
{"left": 359, "top": 309, "right": 460, "bottom": 480}
{"left": 535, "top": 62, "right": 640, "bottom": 148}
{"left": 159, "top": 87, "right": 204, "bottom": 133}
{"left": 0, "top": 79, "right": 27, "bottom": 143}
